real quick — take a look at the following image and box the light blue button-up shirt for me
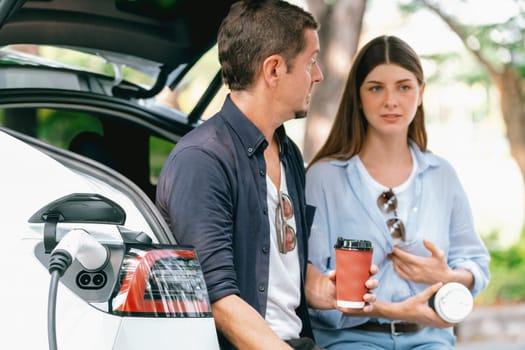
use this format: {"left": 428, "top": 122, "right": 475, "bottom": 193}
{"left": 305, "top": 143, "right": 490, "bottom": 329}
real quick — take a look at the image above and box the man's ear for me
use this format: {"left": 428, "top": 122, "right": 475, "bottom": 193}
{"left": 262, "top": 54, "right": 285, "bottom": 86}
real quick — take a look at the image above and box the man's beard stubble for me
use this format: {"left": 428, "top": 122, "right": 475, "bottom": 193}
{"left": 295, "top": 110, "right": 308, "bottom": 119}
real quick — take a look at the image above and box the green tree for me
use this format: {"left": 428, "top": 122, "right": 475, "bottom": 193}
{"left": 403, "top": 0, "right": 525, "bottom": 213}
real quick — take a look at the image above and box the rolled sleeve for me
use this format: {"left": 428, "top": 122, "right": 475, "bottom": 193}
{"left": 160, "top": 146, "right": 240, "bottom": 303}
{"left": 450, "top": 259, "right": 490, "bottom": 296}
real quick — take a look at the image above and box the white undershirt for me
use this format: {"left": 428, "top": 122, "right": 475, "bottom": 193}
{"left": 264, "top": 163, "right": 302, "bottom": 340}
{"left": 357, "top": 148, "right": 418, "bottom": 243}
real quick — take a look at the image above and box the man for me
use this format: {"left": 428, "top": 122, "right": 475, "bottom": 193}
{"left": 156, "top": 1, "right": 377, "bottom": 349}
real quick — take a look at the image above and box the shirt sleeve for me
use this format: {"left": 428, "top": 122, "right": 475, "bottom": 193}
{"left": 159, "top": 146, "right": 240, "bottom": 303}
{"left": 447, "top": 169, "right": 491, "bottom": 296}
{"left": 306, "top": 163, "right": 334, "bottom": 274}
{"left": 306, "top": 162, "right": 369, "bottom": 329}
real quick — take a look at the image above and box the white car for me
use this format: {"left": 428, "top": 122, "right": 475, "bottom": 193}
{"left": 1, "top": 130, "right": 219, "bottom": 349}
{"left": 0, "top": 0, "right": 235, "bottom": 348}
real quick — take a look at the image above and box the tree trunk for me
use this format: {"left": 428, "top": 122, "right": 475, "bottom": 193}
{"left": 495, "top": 66, "right": 525, "bottom": 191}
{"left": 303, "top": 0, "right": 367, "bottom": 163}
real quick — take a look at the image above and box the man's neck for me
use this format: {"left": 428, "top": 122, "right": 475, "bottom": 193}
{"left": 230, "top": 90, "right": 281, "bottom": 143}
{"left": 264, "top": 136, "right": 281, "bottom": 190}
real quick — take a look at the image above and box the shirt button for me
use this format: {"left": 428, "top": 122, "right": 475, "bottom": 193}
{"left": 258, "top": 285, "right": 265, "bottom": 292}
{"left": 262, "top": 246, "right": 269, "bottom": 254}
{"left": 247, "top": 147, "right": 253, "bottom": 153}
{"left": 259, "top": 169, "right": 265, "bottom": 176}
{"left": 263, "top": 208, "right": 268, "bottom": 215}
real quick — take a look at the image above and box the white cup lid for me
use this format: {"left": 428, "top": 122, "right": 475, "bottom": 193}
{"left": 434, "top": 282, "right": 474, "bottom": 323}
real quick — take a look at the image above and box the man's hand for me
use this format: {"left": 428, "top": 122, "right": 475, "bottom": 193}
{"left": 330, "top": 265, "right": 378, "bottom": 314}
{"left": 305, "top": 263, "right": 378, "bottom": 314}
{"left": 212, "top": 295, "right": 293, "bottom": 350}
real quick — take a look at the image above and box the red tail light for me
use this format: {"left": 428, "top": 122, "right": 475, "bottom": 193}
{"left": 111, "top": 244, "right": 212, "bottom": 317}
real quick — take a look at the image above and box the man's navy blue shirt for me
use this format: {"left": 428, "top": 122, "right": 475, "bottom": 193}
{"left": 156, "top": 95, "right": 315, "bottom": 347}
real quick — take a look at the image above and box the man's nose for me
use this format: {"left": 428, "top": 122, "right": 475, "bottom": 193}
{"left": 314, "top": 64, "right": 324, "bottom": 83}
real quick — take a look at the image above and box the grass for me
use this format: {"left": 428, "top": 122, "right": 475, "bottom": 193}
{"left": 475, "top": 228, "right": 525, "bottom": 305}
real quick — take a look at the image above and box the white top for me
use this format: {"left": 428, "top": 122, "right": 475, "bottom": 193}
{"left": 264, "top": 163, "right": 302, "bottom": 340}
{"left": 356, "top": 148, "right": 418, "bottom": 245}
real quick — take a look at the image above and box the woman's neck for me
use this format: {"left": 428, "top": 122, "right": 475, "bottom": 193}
{"left": 359, "top": 137, "right": 413, "bottom": 188}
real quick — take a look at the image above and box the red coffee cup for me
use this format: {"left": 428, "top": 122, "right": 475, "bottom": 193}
{"left": 334, "top": 237, "right": 373, "bottom": 308}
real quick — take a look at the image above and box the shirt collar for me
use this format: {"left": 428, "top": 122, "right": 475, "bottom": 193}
{"left": 329, "top": 140, "right": 439, "bottom": 173}
{"left": 220, "top": 95, "right": 290, "bottom": 157}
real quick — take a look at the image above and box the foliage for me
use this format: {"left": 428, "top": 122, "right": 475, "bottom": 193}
{"left": 399, "top": 0, "right": 525, "bottom": 74}
{"left": 462, "top": 18, "right": 525, "bottom": 73}
{"left": 476, "top": 228, "right": 525, "bottom": 305}
{"left": 36, "top": 109, "right": 103, "bottom": 149}
{"left": 422, "top": 51, "right": 491, "bottom": 87}
{"left": 150, "top": 136, "right": 175, "bottom": 184}
{"left": 38, "top": 46, "right": 155, "bottom": 87}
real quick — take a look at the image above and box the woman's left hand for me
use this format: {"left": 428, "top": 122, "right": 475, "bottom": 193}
{"left": 389, "top": 240, "right": 451, "bottom": 285}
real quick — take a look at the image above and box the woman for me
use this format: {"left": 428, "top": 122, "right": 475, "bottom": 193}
{"left": 305, "top": 35, "right": 490, "bottom": 349}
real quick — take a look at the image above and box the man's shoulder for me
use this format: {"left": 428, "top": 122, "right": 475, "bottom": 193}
{"left": 176, "top": 116, "right": 232, "bottom": 152}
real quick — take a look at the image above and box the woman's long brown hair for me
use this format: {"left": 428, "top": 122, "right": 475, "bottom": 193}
{"left": 308, "top": 35, "right": 427, "bottom": 169}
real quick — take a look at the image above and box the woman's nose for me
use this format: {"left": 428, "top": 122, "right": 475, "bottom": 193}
{"left": 384, "top": 89, "right": 398, "bottom": 108}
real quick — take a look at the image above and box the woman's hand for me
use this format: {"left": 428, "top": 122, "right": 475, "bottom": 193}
{"left": 389, "top": 240, "right": 451, "bottom": 285}
{"left": 396, "top": 283, "right": 453, "bottom": 328}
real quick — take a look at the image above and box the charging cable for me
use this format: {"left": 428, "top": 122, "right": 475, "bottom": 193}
{"left": 47, "top": 229, "right": 109, "bottom": 350}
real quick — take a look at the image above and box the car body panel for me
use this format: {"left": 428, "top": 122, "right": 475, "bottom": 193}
{"left": 0, "top": 130, "right": 157, "bottom": 240}
{"left": 8, "top": 237, "right": 219, "bottom": 349}
{"left": 1, "top": 129, "right": 220, "bottom": 349}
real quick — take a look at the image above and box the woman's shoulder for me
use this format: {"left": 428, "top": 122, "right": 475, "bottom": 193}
{"left": 307, "top": 158, "right": 331, "bottom": 170}
{"left": 307, "top": 157, "right": 350, "bottom": 172}
{"left": 423, "top": 150, "right": 454, "bottom": 167}
{"left": 411, "top": 143, "right": 455, "bottom": 171}
{"left": 415, "top": 148, "right": 461, "bottom": 181}
{"left": 306, "top": 157, "right": 355, "bottom": 183}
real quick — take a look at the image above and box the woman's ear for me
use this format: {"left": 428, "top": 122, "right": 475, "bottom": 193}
{"left": 418, "top": 82, "right": 426, "bottom": 106}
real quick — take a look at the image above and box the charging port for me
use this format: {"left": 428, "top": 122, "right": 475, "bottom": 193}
{"left": 76, "top": 270, "right": 108, "bottom": 289}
